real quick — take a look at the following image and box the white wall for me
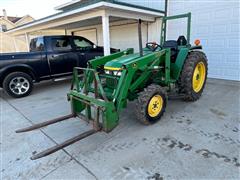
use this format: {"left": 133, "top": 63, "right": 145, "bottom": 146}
{"left": 73, "top": 19, "right": 161, "bottom": 52}
{"left": 148, "top": 18, "right": 162, "bottom": 44}
{"left": 116, "top": 0, "right": 165, "bottom": 11}
{"left": 110, "top": 23, "right": 147, "bottom": 51}
{"left": 168, "top": 0, "right": 240, "bottom": 81}
{"left": 74, "top": 28, "right": 98, "bottom": 44}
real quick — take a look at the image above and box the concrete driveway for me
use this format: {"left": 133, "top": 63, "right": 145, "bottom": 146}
{"left": 1, "top": 79, "right": 239, "bottom": 179}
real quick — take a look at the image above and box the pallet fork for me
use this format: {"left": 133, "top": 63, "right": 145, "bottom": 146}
{"left": 16, "top": 66, "right": 121, "bottom": 160}
{"left": 16, "top": 113, "right": 98, "bottom": 160}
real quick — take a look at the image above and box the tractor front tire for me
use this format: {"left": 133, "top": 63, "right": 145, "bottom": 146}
{"left": 135, "top": 84, "right": 167, "bottom": 125}
{"left": 178, "top": 51, "right": 208, "bottom": 101}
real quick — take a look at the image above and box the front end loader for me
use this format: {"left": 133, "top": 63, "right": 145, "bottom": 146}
{"left": 16, "top": 13, "right": 208, "bottom": 160}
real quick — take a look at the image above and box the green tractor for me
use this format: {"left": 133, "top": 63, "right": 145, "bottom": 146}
{"left": 17, "top": 13, "right": 208, "bottom": 160}
{"left": 69, "top": 12, "right": 208, "bottom": 130}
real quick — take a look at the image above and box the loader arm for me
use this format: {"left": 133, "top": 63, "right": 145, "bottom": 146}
{"left": 111, "top": 49, "right": 171, "bottom": 111}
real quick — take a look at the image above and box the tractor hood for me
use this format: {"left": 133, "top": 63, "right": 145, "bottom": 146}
{"left": 104, "top": 51, "right": 151, "bottom": 70}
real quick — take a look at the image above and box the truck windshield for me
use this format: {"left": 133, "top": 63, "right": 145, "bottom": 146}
{"left": 73, "top": 37, "right": 93, "bottom": 49}
{"left": 30, "top": 37, "right": 44, "bottom": 52}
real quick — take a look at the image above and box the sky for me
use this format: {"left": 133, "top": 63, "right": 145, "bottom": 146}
{"left": 0, "top": 0, "right": 71, "bottom": 19}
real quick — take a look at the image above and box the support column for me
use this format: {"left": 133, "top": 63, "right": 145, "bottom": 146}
{"left": 102, "top": 13, "right": 110, "bottom": 56}
{"left": 13, "top": 36, "right": 18, "bottom": 52}
{"left": 25, "top": 33, "right": 30, "bottom": 52}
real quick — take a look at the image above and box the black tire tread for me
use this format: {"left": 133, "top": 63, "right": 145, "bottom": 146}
{"left": 135, "top": 84, "right": 167, "bottom": 125}
{"left": 3, "top": 72, "right": 33, "bottom": 98}
{"left": 178, "top": 51, "right": 208, "bottom": 101}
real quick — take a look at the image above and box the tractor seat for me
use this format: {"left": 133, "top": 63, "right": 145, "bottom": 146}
{"left": 162, "top": 36, "right": 187, "bottom": 62}
{"left": 177, "top": 35, "right": 187, "bottom": 46}
{"left": 162, "top": 36, "right": 187, "bottom": 49}
{"left": 163, "top": 40, "right": 178, "bottom": 50}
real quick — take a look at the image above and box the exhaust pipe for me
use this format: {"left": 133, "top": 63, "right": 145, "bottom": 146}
{"left": 138, "top": 19, "right": 143, "bottom": 57}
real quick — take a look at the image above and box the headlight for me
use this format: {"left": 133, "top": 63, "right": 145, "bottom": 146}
{"left": 104, "top": 67, "right": 123, "bottom": 76}
{"left": 105, "top": 70, "right": 110, "bottom": 74}
{"left": 113, "top": 71, "right": 122, "bottom": 76}
{"left": 104, "top": 70, "right": 122, "bottom": 76}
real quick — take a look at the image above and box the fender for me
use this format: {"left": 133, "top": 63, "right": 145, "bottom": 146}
{"left": 171, "top": 48, "right": 189, "bottom": 80}
{"left": 189, "top": 45, "right": 202, "bottom": 50}
{"left": 0, "top": 64, "right": 38, "bottom": 85}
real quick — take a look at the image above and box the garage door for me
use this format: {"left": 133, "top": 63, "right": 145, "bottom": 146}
{"left": 110, "top": 23, "right": 148, "bottom": 52}
{"left": 167, "top": 0, "right": 240, "bottom": 81}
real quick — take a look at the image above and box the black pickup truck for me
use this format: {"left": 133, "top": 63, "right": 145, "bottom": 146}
{"left": 0, "top": 35, "right": 119, "bottom": 98}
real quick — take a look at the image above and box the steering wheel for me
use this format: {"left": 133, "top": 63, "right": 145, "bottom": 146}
{"left": 146, "top": 42, "right": 162, "bottom": 52}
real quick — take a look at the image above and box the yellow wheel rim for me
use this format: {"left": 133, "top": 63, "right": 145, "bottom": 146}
{"left": 192, "top": 62, "right": 206, "bottom": 93}
{"left": 148, "top": 95, "right": 163, "bottom": 117}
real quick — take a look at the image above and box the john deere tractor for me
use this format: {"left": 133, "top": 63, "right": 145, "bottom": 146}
{"left": 68, "top": 12, "right": 208, "bottom": 129}
{"left": 17, "top": 13, "right": 208, "bottom": 160}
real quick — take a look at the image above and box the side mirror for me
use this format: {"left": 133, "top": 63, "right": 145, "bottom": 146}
{"left": 93, "top": 44, "right": 97, "bottom": 49}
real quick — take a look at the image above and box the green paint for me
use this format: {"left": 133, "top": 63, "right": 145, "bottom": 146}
{"left": 171, "top": 48, "right": 189, "bottom": 80}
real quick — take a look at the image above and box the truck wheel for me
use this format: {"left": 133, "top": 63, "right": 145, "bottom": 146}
{"left": 135, "top": 84, "right": 167, "bottom": 125}
{"left": 3, "top": 72, "right": 33, "bottom": 98}
{"left": 178, "top": 51, "right": 208, "bottom": 101}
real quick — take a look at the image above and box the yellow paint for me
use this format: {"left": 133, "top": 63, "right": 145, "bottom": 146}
{"left": 148, "top": 95, "right": 163, "bottom": 117}
{"left": 104, "top": 66, "right": 122, "bottom": 71}
{"left": 192, "top": 62, "right": 206, "bottom": 93}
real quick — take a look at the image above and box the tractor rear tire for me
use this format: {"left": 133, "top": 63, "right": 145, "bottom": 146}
{"left": 178, "top": 51, "right": 208, "bottom": 101}
{"left": 135, "top": 84, "right": 167, "bottom": 125}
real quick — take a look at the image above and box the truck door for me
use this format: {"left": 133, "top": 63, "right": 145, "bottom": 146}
{"left": 72, "top": 36, "right": 103, "bottom": 68}
{"left": 48, "top": 37, "right": 78, "bottom": 76}
{"left": 29, "top": 37, "right": 50, "bottom": 77}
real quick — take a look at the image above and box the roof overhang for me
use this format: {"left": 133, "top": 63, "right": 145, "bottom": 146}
{"left": 55, "top": 0, "right": 82, "bottom": 11}
{"left": 7, "top": 1, "right": 164, "bottom": 35}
